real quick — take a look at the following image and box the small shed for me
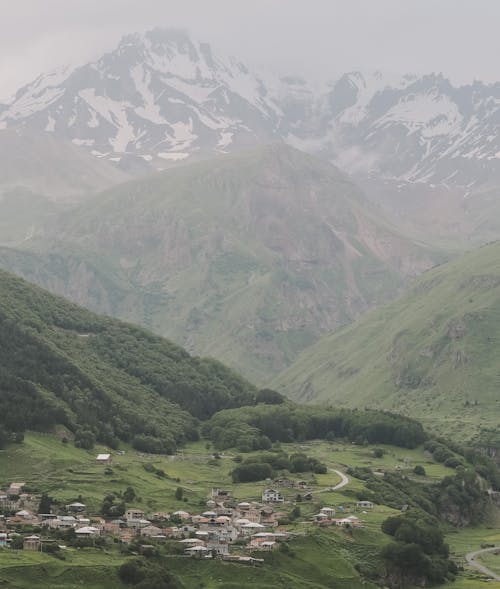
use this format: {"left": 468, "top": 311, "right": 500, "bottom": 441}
{"left": 96, "top": 453, "right": 112, "bottom": 465}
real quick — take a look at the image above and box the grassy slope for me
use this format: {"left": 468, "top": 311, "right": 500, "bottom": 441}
{"left": 0, "top": 267, "right": 255, "bottom": 444}
{"left": 272, "top": 240, "right": 500, "bottom": 441}
{"left": 0, "top": 145, "right": 443, "bottom": 383}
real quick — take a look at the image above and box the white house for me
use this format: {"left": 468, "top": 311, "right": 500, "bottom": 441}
{"left": 75, "top": 526, "right": 100, "bottom": 536}
{"left": 262, "top": 489, "right": 284, "bottom": 503}
{"left": 96, "top": 454, "right": 112, "bottom": 465}
{"left": 356, "top": 501, "right": 374, "bottom": 509}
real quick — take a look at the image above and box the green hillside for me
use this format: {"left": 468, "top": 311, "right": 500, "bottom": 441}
{"left": 0, "top": 144, "right": 443, "bottom": 383}
{"left": 272, "top": 240, "right": 500, "bottom": 443}
{"left": 0, "top": 267, "right": 255, "bottom": 449}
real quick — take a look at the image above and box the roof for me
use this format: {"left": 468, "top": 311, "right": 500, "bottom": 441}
{"left": 96, "top": 454, "right": 111, "bottom": 460}
{"left": 75, "top": 526, "right": 100, "bottom": 534}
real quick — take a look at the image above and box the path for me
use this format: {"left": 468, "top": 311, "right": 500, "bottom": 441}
{"left": 466, "top": 546, "right": 500, "bottom": 582}
{"left": 310, "top": 469, "right": 349, "bottom": 495}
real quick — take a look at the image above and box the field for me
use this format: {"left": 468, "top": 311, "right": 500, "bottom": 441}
{"left": 0, "top": 434, "right": 498, "bottom": 588}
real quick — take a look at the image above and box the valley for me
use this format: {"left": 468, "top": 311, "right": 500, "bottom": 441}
{"left": 0, "top": 145, "right": 443, "bottom": 383}
{"left": 273, "top": 240, "right": 500, "bottom": 444}
{"left": 1, "top": 11, "right": 500, "bottom": 589}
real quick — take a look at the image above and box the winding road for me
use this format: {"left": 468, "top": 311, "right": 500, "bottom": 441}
{"left": 309, "top": 468, "right": 349, "bottom": 495}
{"left": 466, "top": 546, "right": 500, "bottom": 581}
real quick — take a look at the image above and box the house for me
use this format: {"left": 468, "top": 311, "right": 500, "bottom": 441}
{"left": 356, "top": 501, "right": 374, "bottom": 509}
{"left": 211, "top": 488, "right": 232, "bottom": 500}
{"left": 262, "top": 489, "right": 284, "bottom": 503}
{"left": 178, "top": 538, "right": 205, "bottom": 547}
{"left": 127, "top": 519, "right": 151, "bottom": 530}
{"left": 14, "top": 510, "right": 35, "bottom": 521}
{"left": 240, "top": 522, "right": 265, "bottom": 535}
{"left": 141, "top": 525, "right": 163, "bottom": 538}
{"left": 172, "top": 510, "right": 190, "bottom": 520}
{"left": 184, "top": 545, "right": 209, "bottom": 557}
{"left": 23, "top": 535, "right": 41, "bottom": 551}
{"left": 7, "top": 483, "right": 25, "bottom": 497}
{"left": 320, "top": 507, "right": 335, "bottom": 517}
{"left": 96, "top": 453, "right": 112, "bottom": 465}
{"left": 75, "top": 526, "right": 100, "bottom": 536}
{"left": 125, "top": 508, "right": 145, "bottom": 521}
{"left": 47, "top": 516, "right": 77, "bottom": 529}
{"left": 334, "top": 515, "right": 364, "bottom": 528}
{"left": 66, "top": 502, "right": 86, "bottom": 512}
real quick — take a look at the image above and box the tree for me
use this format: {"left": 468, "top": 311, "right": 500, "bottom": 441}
{"left": 256, "top": 389, "right": 285, "bottom": 405}
{"left": 175, "top": 487, "right": 183, "bottom": 501}
{"left": 123, "top": 486, "right": 136, "bottom": 502}
{"left": 74, "top": 428, "right": 96, "bottom": 450}
{"left": 38, "top": 493, "right": 53, "bottom": 514}
{"left": 118, "top": 559, "right": 145, "bottom": 584}
{"left": 414, "top": 465, "right": 426, "bottom": 476}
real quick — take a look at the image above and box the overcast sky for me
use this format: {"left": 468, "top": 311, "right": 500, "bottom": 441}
{"left": 1, "top": 0, "right": 499, "bottom": 100}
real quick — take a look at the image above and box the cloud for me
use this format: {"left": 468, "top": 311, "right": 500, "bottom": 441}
{"left": 1, "top": 0, "right": 499, "bottom": 99}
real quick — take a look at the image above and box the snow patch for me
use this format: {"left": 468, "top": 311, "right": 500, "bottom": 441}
{"left": 157, "top": 151, "right": 189, "bottom": 160}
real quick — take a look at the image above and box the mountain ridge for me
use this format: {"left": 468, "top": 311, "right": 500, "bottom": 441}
{"left": 2, "top": 29, "right": 500, "bottom": 197}
{"left": 0, "top": 144, "right": 444, "bottom": 383}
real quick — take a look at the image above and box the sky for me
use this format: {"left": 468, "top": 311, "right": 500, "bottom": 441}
{"left": 1, "top": 0, "right": 500, "bottom": 100}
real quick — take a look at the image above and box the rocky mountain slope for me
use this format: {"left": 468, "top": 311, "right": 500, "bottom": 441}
{"left": 0, "top": 145, "right": 442, "bottom": 383}
{"left": 0, "top": 28, "right": 291, "bottom": 169}
{"left": 2, "top": 29, "right": 499, "bottom": 198}
{"left": 272, "top": 240, "right": 500, "bottom": 442}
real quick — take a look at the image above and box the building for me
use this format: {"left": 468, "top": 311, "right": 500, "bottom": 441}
{"left": 211, "top": 488, "right": 232, "bottom": 501}
{"left": 356, "top": 501, "right": 374, "bottom": 509}
{"left": 96, "top": 453, "right": 112, "bottom": 465}
{"left": 7, "top": 483, "right": 25, "bottom": 497}
{"left": 320, "top": 507, "right": 335, "bottom": 517}
{"left": 125, "top": 508, "right": 145, "bottom": 521}
{"left": 261, "top": 489, "right": 284, "bottom": 503}
{"left": 23, "top": 535, "right": 41, "bottom": 551}
{"left": 75, "top": 526, "right": 100, "bottom": 536}
{"left": 66, "top": 502, "right": 86, "bottom": 513}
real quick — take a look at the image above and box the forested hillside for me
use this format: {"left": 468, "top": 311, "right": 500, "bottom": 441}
{"left": 0, "top": 268, "right": 255, "bottom": 451}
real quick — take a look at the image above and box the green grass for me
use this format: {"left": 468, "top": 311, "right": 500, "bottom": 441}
{"left": 273, "top": 239, "right": 500, "bottom": 442}
{"left": 1, "top": 434, "right": 499, "bottom": 588}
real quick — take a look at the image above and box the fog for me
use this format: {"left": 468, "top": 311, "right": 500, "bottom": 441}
{"left": 1, "top": 0, "right": 499, "bottom": 99}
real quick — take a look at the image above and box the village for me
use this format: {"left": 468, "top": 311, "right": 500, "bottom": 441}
{"left": 0, "top": 452, "right": 372, "bottom": 564}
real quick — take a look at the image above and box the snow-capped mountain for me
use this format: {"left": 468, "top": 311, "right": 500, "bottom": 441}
{"left": 2, "top": 28, "right": 500, "bottom": 190}
{"left": 296, "top": 71, "right": 500, "bottom": 187}
{"left": 0, "top": 28, "right": 290, "bottom": 168}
